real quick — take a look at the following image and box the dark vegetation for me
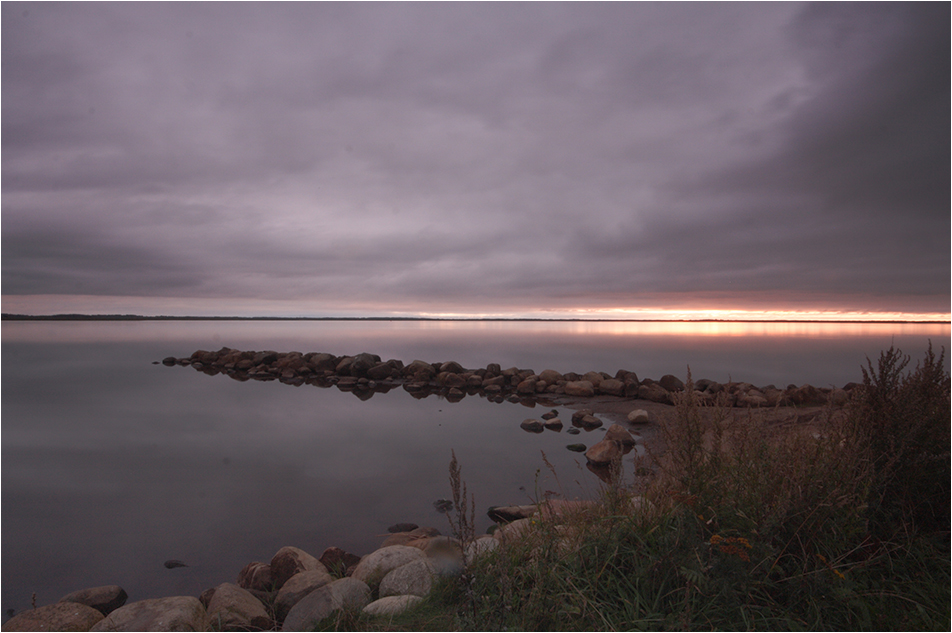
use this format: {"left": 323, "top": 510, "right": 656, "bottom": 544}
{"left": 316, "top": 345, "right": 950, "bottom": 631}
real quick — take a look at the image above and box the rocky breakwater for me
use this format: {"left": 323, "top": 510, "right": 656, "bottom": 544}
{"left": 4, "top": 496, "right": 653, "bottom": 632}
{"left": 161, "top": 347, "right": 857, "bottom": 408}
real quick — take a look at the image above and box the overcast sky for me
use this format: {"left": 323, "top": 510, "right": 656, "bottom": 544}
{"left": 2, "top": 2, "right": 949, "bottom": 318}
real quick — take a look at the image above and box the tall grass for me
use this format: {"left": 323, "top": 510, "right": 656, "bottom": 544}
{"left": 331, "top": 346, "right": 950, "bottom": 631}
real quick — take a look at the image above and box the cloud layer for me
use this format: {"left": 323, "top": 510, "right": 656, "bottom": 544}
{"left": 3, "top": 3, "right": 949, "bottom": 317}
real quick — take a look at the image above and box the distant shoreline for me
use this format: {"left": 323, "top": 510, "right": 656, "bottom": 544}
{"left": 2, "top": 313, "right": 948, "bottom": 324}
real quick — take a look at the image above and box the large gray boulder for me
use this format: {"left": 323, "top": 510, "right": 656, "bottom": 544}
{"left": 236, "top": 561, "right": 273, "bottom": 592}
{"left": 585, "top": 439, "right": 623, "bottom": 466}
{"left": 659, "top": 374, "right": 685, "bottom": 392}
{"left": 59, "top": 585, "right": 128, "bottom": 615}
{"left": 274, "top": 568, "right": 335, "bottom": 621}
{"left": 90, "top": 596, "right": 209, "bottom": 632}
{"left": 281, "top": 577, "right": 370, "bottom": 632}
{"left": 351, "top": 546, "right": 425, "bottom": 589}
{"left": 204, "top": 582, "right": 271, "bottom": 631}
{"left": 4, "top": 602, "right": 103, "bottom": 631}
{"left": 597, "top": 378, "right": 626, "bottom": 396}
{"left": 379, "top": 558, "right": 437, "bottom": 598}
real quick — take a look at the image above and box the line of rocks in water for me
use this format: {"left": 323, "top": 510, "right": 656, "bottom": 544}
{"left": 161, "top": 347, "right": 857, "bottom": 408}
{"left": 3, "top": 495, "right": 650, "bottom": 632}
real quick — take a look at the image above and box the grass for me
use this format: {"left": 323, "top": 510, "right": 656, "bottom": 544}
{"left": 315, "top": 345, "right": 950, "bottom": 631}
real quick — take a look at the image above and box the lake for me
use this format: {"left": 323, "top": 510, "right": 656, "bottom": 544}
{"left": 2, "top": 319, "right": 948, "bottom": 616}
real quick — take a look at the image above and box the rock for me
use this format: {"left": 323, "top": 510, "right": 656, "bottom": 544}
{"left": 270, "top": 546, "right": 325, "bottom": 589}
{"left": 163, "top": 559, "right": 188, "bottom": 569}
{"left": 440, "top": 361, "right": 465, "bottom": 374}
{"left": 538, "top": 369, "right": 564, "bottom": 384}
{"left": 351, "top": 546, "right": 426, "bottom": 589}
{"left": 363, "top": 595, "right": 423, "bottom": 617}
{"left": 581, "top": 371, "right": 604, "bottom": 388}
{"left": 281, "top": 577, "right": 370, "bottom": 631}
{"left": 464, "top": 536, "right": 499, "bottom": 562}
{"left": 540, "top": 409, "right": 560, "bottom": 420}
{"left": 604, "top": 424, "right": 635, "bottom": 448}
{"left": 576, "top": 414, "right": 603, "bottom": 430}
{"left": 161, "top": 356, "right": 177, "bottom": 366}
{"left": 659, "top": 374, "right": 685, "bottom": 392}
{"left": 516, "top": 378, "right": 538, "bottom": 394}
{"left": 59, "top": 585, "right": 128, "bottom": 615}
{"left": 520, "top": 418, "right": 544, "bottom": 433}
{"left": 564, "top": 380, "right": 595, "bottom": 397}
{"left": 566, "top": 427, "right": 580, "bottom": 435}
{"left": 597, "top": 378, "right": 626, "bottom": 396}
{"left": 4, "top": 602, "right": 104, "bottom": 631}
{"left": 438, "top": 372, "right": 466, "bottom": 389}
{"left": 585, "top": 439, "right": 623, "bottom": 466}
{"left": 90, "top": 596, "right": 209, "bottom": 632}
{"left": 493, "top": 518, "right": 534, "bottom": 544}
{"left": 274, "top": 569, "right": 335, "bottom": 622}
{"left": 205, "top": 582, "right": 271, "bottom": 631}
{"left": 566, "top": 443, "right": 587, "bottom": 452}
{"left": 318, "top": 547, "right": 362, "bottom": 577}
{"left": 627, "top": 409, "right": 650, "bottom": 424}
{"left": 570, "top": 409, "right": 594, "bottom": 424}
{"left": 543, "top": 418, "right": 563, "bottom": 431}
{"left": 830, "top": 388, "right": 849, "bottom": 406}
{"left": 638, "top": 383, "right": 672, "bottom": 404}
{"left": 433, "top": 498, "right": 453, "bottom": 513}
{"left": 236, "top": 562, "right": 273, "bottom": 592}
{"left": 404, "top": 360, "right": 437, "bottom": 381}
{"left": 379, "top": 558, "right": 437, "bottom": 598}
{"left": 487, "top": 504, "right": 537, "bottom": 522}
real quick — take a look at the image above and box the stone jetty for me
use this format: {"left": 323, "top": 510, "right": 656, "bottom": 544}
{"left": 2, "top": 495, "right": 650, "bottom": 632}
{"left": 161, "top": 347, "right": 855, "bottom": 408}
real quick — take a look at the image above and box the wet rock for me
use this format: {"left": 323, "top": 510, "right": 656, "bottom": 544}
{"left": 161, "top": 356, "right": 177, "bottom": 366}
{"left": 433, "top": 498, "right": 453, "bottom": 513}
{"left": 597, "top": 378, "right": 626, "bottom": 396}
{"left": 440, "top": 361, "right": 465, "bottom": 374}
{"left": 538, "top": 369, "right": 564, "bottom": 384}
{"left": 604, "top": 424, "right": 636, "bottom": 448}
{"left": 59, "top": 585, "right": 128, "bottom": 616}
{"left": 571, "top": 409, "right": 594, "bottom": 424}
{"left": 5, "top": 602, "right": 104, "bottom": 632}
{"left": 566, "top": 443, "right": 587, "bottom": 452}
{"left": 487, "top": 504, "right": 537, "bottom": 522}
{"left": 638, "top": 383, "right": 672, "bottom": 404}
{"left": 585, "top": 439, "right": 623, "bottom": 466}
{"left": 520, "top": 418, "right": 544, "bottom": 433}
{"left": 543, "top": 418, "right": 563, "bottom": 431}
{"left": 566, "top": 427, "right": 580, "bottom": 435}
{"left": 575, "top": 414, "right": 603, "bottom": 430}
{"left": 90, "top": 596, "right": 209, "bottom": 632}
{"left": 540, "top": 409, "right": 559, "bottom": 420}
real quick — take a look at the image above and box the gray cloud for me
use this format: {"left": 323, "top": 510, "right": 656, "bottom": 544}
{"left": 2, "top": 2, "right": 948, "bottom": 316}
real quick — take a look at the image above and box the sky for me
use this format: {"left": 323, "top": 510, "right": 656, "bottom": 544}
{"left": 2, "top": 2, "right": 949, "bottom": 320}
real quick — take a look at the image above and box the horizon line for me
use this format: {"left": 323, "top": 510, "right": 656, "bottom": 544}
{"left": 3, "top": 313, "right": 950, "bottom": 325}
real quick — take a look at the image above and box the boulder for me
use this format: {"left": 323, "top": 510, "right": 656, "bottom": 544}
{"left": 566, "top": 443, "right": 586, "bottom": 452}
{"left": 90, "top": 596, "right": 209, "bottom": 632}
{"left": 627, "top": 409, "right": 650, "bottom": 424}
{"left": 270, "top": 546, "right": 325, "bottom": 589}
{"left": 4, "top": 602, "right": 103, "bottom": 632}
{"left": 659, "top": 374, "right": 685, "bottom": 392}
{"left": 351, "top": 546, "right": 425, "bottom": 589}
{"left": 543, "top": 418, "right": 563, "bottom": 431}
{"left": 487, "top": 505, "right": 537, "bottom": 522}
{"left": 379, "top": 558, "right": 437, "bottom": 598}
{"left": 281, "top": 577, "right": 370, "bottom": 631}
{"left": 564, "top": 381, "right": 595, "bottom": 397}
{"left": 59, "top": 585, "right": 128, "bottom": 615}
{"left": 515, "top": 378, "right": 538, "bottom": 394}
{"left": 236, "top": 561, "right": 274, "bottom": 592}
{"left": 319, "top": 547, "right": 362, "bottom": 577}
{"left": 575, "top": 415, "right": 603, "bottom": 430}
{"left": 205, "top": 582, "right": 271, "bottom": 631}
{"left": 581, "top": 371, "right": 604, "bottom": 388}
{"left": 604, "top": 424, "right": 636, "bottom": 448}
{"left": 520, "top": 419, "right": 544, "bottom": 433}
{"left": 274, "top": 568, "right": 335, "bottom": 621}
{"left": 540, "top": 409, "right": 560, "bottom": 420}
{"left": 439, "top": 361, "right": 465, "bottom": 374}
{"left": 597, "top": 379, "right": 626, "bottom": 396}
{"left": 363, "top": 595, "right": 423, "bottom": 617}
{"left": 585, "top": 439, "right": 623, "bottom": 466}
{"left": 637, "top": 383, "right": 672, "bottom": 404}
{"left": 464, "top": 536, "right": 499, "bottom": 562}
{"left": 404, "top": 360, "right": 437, "bottom": 381}
{"left": 570, "top": 409, "right": 594, "bottom": 424}
{"left": 538, "top": 369, "right": 564, "bottom": 384}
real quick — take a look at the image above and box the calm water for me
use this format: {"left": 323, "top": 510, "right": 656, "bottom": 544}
{"left": 2, "top": 319, "right": 948, "bottom": 615}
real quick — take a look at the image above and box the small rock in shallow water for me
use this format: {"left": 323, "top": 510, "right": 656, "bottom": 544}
{"left": 566, "top": 444, "right": 587, "bottom": 452}
{"left": 164, "top": 559, "right": 188, "bottom": 569}
{"left": 433, "top": 499, "right": 453, "bottom": 513}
